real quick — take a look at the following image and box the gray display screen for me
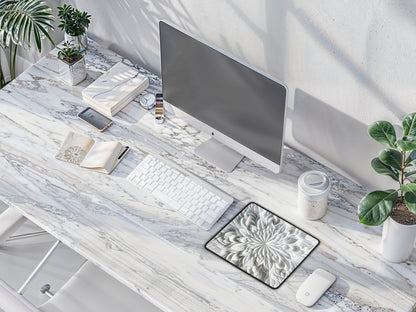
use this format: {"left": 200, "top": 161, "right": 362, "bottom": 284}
{"left": 160, "top": 22, "right": 286, "bottom": 165}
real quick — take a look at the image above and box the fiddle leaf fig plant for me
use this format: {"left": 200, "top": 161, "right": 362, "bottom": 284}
{"left": 358, "top": 112, "right": 416, "bottom": 226}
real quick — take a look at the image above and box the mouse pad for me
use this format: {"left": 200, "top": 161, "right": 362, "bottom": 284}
{"left": 205, "top": 202, "right": 319, "bottom": 289}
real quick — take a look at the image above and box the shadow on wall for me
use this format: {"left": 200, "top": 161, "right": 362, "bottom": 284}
{"left": 71, "top": 0, "right": 292, "bottom": 77}
{"left": 290, "top": 89, "right": 396, "bottom": 189}
{"left": 225, "top": 1, "right": 289, "bottom": 80}
{"left": 71, "top": 0, "right": 200, "bottom": 74}
{"left": 290, "top": 6, "right": 406, "bottom": 119}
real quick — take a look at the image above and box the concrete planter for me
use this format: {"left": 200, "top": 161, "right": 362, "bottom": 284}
{"left": 381, "top": 217, "right": 416, "bottom": 263}
{"left": 58, "top": 55, "right": 87, "bottom": 86}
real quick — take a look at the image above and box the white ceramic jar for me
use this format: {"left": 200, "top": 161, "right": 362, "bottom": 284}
{"left": 298, "top": 171, "right": 331, "bottom": 220}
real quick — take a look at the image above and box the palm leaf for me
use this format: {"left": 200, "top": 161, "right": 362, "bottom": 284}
{"left": 0, "top": 0, "right": 55, "bottom": 52}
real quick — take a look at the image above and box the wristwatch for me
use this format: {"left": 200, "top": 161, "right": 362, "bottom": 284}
{"left": 139, "top": 92, "right": 156, "bottom": 110}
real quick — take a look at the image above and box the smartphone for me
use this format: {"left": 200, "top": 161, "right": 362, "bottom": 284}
{"left": 77, "top": 107, "right": 113, "bottom": 132}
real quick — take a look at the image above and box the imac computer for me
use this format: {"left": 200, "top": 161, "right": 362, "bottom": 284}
{"left": 159, "top": 21, "right": 287, "bottom": 173}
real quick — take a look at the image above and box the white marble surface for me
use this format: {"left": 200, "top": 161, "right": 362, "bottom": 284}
{"left": 0, "top": 40, "right": 415, "bottom": 312}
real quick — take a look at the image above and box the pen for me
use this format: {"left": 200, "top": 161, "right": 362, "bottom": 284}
{"left": 118, "top": 146, "right": 129, "bottom": 160}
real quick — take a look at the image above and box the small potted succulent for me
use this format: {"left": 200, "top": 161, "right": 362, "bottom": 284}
{"left": 57, "top": 4, "right": 91, "bottom": 50}
{"left": 358, "top": 112, "right": 416, "bottom": 262}
{"left": 57, "top": 41, "right": 87, "bottom": 85}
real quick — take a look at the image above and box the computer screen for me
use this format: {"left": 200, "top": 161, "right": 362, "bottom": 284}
{"left": 160, "top": 21, "right": 287, "bottom": 173}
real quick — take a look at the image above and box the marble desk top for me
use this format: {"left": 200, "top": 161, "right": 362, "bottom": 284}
{"left": 0, "top": 40, "right": 414, "bottom": 312}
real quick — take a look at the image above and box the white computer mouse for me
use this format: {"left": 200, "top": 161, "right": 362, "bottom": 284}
{"left": 296, "top": 268, "right": 336, "bottom": 307}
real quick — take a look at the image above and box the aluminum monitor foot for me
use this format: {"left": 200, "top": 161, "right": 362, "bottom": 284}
{"left": 195, "top": 138, "right": 243, "bottom": 172}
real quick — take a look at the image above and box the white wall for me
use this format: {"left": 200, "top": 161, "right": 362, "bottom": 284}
{"left": 65, "top": 1, "right": 416, "bottom": 189}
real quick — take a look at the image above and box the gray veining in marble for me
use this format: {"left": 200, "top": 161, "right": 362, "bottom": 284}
{"left": 0, "top": 39, "right": 414, "bottom": 312}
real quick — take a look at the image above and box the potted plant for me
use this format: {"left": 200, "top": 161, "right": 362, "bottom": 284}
{"left": 57, "top": 41, "right": 86, "bottom": 85}
{"left": 57, "top": 4, "right": 91, "bottom": 51}
{"left": 358, "top": 112, "right": 416, "bottom": 262}
{"left": 0, "top": 0, "right": 55, "bottom": 88}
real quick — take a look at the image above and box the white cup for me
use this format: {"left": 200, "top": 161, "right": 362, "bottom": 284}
{"left": 298, "top": 171, "right": 331, "bottom": 220}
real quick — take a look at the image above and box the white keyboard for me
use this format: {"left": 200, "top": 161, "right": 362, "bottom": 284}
{"left": 127, "top": 154, "right": 233, "bottom": 230}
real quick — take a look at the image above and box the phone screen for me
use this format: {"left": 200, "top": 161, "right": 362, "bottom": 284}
{"left": 78, "top": 107, "right": 112, "bottom": 131}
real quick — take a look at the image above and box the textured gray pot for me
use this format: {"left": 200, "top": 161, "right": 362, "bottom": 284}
{"left": 58, "top": 56, "right": 87, "bottom": 86}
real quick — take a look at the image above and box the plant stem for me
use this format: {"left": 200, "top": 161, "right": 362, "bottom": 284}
{"left": 0, "top": 50, "right": 5, "bottom": 88}
{"left": 8, "top": 44, "right": 17, "bottom": 81}
{"left": 401, "top": 151, "right": 405, "bottom": 201}
{"left": 11, "top": 44, "right": 17, "bottom": 81}
{"left": 8, "top": 45, "right": 12, "bottom": 80}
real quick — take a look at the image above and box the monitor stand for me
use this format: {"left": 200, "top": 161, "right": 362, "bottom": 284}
{"left": 195, "top": 138, "right": 244, "bottom": 173}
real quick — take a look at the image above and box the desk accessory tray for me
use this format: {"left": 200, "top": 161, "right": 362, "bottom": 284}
{"left": 205, "top": 202, "right": 319, "bottom": 289}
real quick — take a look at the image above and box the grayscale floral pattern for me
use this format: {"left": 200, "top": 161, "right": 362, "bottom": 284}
{"left": 206, "top": 203, "right": 319, "bottom": 288}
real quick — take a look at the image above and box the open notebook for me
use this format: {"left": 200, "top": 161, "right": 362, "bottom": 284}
{"left": 56, "top": 132, "right": 128, "bottom": 174}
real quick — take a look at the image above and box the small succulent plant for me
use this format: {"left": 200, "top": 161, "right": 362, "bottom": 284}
{"left": 57, "top": 41, "right": 82, "bottom": 64}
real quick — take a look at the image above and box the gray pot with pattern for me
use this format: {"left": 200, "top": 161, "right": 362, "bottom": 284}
{"left": 58, "top": 55, "right": 86, "bottom": 86}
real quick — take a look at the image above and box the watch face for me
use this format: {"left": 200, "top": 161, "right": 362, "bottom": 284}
{"left": 139, "top": 93, "right": 156, "bottom": 109}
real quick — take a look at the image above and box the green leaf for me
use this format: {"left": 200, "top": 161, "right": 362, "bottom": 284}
{"left": 358, "top": 190, "right": 398, "bottom": 226}
{"left": 368, "top": 121, "right": 396, "bottom": 148}
{"left": 403, "top": 112, "right": 416, "bottom": 137}
{"left": 405, "top": 150, "right": 416, "bottom": 164}
{"left": 379, "top": 149, "right": 403, "bottom": 170}
{"left": 406, "top": 158, "right": 416, "bottom": 167}
{"left": 404, "top": 150, "right": 416, "bottom": 177}
{"left": 395, "top": 136, "right": 416, "bottom": 152}
{"left": 371, "top": 157, "right": 399, "bottom": 181}
{"left": 395, "top": 140, "right": 416, "bottom": 151}
{"left": 404, "top": 165, "right": 416, "bottom": 178}
{"left": 401, "top": 183, "right": 416, "bottom": 214}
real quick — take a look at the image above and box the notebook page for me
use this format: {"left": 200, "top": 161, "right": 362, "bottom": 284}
{"left": 55, "top": 132, "right": 95, "bottom": 165}
{"left": 80, "top": 141, "right": 123, "bottom": 173}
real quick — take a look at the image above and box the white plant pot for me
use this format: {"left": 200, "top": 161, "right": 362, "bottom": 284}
{"left": 64, "top": 32, "right": 88, "bottom": 51}
{"left": 381, "top": 217, "right": 416, "bottom": 263}
{"left": 58, "top": 56, "right": 87, "bottom": 86}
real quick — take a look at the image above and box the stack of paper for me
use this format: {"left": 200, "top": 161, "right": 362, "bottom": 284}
{"left": 82, "top": 62, "right": 149, "bottom": 117}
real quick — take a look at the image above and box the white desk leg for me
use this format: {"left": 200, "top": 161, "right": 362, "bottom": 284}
{"left": 18, "top": 240, "right": 61, "bottom": 295}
